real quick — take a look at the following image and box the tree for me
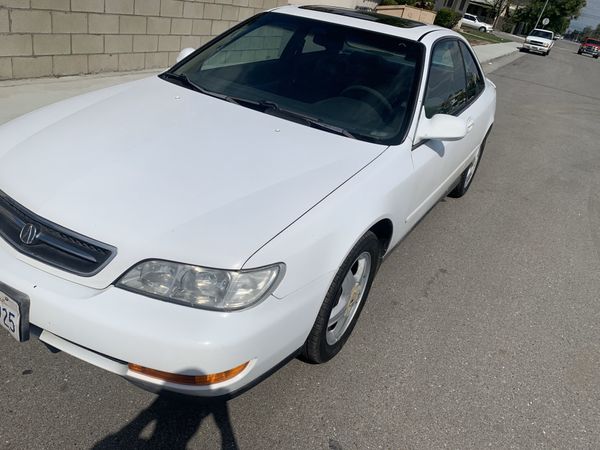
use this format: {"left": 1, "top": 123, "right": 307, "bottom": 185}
{"left": 515, "top": 0, "right": 587, "bottom": 34}
{"left": 489, "top": 0, "right": 511, "bottom": 26}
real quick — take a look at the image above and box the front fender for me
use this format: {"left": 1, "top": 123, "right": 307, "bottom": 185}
{"left": 243, "top": 142, "right": 416, "bottom": 299}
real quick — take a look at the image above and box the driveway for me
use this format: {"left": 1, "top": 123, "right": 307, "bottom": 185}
{"left": 1, "top": 40, "right": 599, "bottom": 449}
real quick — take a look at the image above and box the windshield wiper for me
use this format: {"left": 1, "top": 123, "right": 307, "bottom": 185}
{"left": 160, "top": 72, "right": 241, "bottom": 105}
{"left": 160, "top": 74, "right": 356, "bottom": 139}
{"left": 258, "top": 100, "right": 356, "bottom": 139}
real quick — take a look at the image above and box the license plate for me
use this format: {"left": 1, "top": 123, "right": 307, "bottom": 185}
{"left": 0, "top": 282, "right": 30, "bottom": 342}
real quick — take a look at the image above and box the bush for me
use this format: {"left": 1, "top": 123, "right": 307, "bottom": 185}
{"left": 415, "top": 0, "right": 435, "bottom": 10}
{"left": 434, "top": 8, "right": 462, "bottom": 29}
{"left": 380, "top": 0, "right": 398, "bottom": 5}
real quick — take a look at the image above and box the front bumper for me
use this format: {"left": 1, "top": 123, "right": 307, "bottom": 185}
{"left": 0, "top": 244, "right": 332, "bottom": 396}
{"left": 522, "top": 42, "right": 550, "bottom": 53}
{"left": 580, "top": 47, "right": 599, "bottom": 55}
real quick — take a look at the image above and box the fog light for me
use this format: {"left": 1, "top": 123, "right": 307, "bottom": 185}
{"left": 128, "top": 361, "right": 249, "bottom": 385}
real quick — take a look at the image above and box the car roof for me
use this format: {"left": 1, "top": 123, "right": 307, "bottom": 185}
{"left": 271, "top": 5, "right": 449, "bottom": 42}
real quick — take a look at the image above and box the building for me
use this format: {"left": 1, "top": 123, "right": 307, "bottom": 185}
{"left": 434, "top": 0, "right": 470, "bottom": 15}
{"left": 0, "top": 0, "right": 288, "bottom": 81}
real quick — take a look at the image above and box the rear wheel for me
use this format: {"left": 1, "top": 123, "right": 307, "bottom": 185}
{"left": 301, "top": 232, "right": 380, "bottom": 364}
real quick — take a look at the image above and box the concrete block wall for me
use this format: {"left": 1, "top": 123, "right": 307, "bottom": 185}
{"left": 0, "top": 0, "right": 287, "bottom": 80}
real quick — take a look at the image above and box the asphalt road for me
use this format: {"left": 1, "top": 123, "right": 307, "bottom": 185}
{"left": 2, "top": 40, "right": 600, "bottom": 449}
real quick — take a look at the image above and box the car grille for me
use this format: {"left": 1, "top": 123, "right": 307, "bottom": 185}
{"left": 0, "top": 190, "right": 116, "bottom": 276}
{"left": 530, "top": 40, "right": 545, "bottom": 46}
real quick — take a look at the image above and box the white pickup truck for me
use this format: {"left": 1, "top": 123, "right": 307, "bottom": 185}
{"left": 521, "top": 29, "right": 555, "bottom": 56}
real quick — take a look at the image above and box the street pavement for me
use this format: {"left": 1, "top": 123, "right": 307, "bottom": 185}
{"left": 1, "top": 39, "right": 600, "bottom": 449}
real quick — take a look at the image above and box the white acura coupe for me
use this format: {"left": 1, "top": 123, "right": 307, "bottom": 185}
{"left": 0, "top": 6, "right": 495, "bottom": 397}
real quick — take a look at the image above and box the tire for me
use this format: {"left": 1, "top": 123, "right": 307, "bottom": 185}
{"left": 479, "top": 26, "right": 486, "bottom": 32}
{"left": 594, "top": 55, "right": 599, "bottom": 59}
{"left": 520, "top": 47, "right": 528, "bottom": 52}
{"left": 301, "top": 231, "right": 381, "bottom": 364}
{"left": 577, "top": 50, "right": 582, "bottom": 54}
{"left": 448, "top": 130, "right": 489, "bottom": 198}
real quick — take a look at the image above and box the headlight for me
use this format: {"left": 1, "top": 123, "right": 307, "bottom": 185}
{"left": 543, "top": 43, "right": 550, "bottom": 47}
{"left": 116, "top": 260, "right": 285, "bottom": 311}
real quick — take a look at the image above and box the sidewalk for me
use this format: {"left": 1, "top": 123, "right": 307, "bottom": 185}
{"left": 0, "top": 70, "right": 160, "bottom": 125}
{"left": 0, "top": 40, "right": 520, "bottom": 126}
{"left": 473, "top": 41, "right": 521, "bottom": 64}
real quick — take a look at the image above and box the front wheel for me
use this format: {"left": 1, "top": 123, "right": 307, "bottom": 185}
{"left": 479, "top": 26, "right": 487, "bottom": 32}
{"left": 448, "top": 131, "right": 488, "bottom": 198}
{"left": 301, "top": 232, "right": 381, "bottom": 364}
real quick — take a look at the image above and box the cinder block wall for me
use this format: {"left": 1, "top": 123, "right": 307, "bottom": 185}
{"left": 0, "top": 0, "right": 287, "bottom": 80}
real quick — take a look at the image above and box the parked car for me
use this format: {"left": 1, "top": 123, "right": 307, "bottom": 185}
{"left": 521, "top": 28, "right": 555, "bottom": 55}
{"left": 461, "top": 13, "right": 494, "bottom": 32}
{"left": 577, "top": 37, "right": 600, "bottom": 58}
{"left": 0, "top": 6, "right": 496, "bottom": 397}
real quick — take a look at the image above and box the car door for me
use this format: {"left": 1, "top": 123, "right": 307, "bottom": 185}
{"left": 458, "top": 40, "right": 490, "bottom": 154}
{"left": 406, "top": 38, "right": 486, "bottom": 224}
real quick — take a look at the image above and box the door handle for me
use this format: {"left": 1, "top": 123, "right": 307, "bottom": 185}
{"left": 466, "top": 119, "right": 474, "bottom": 133}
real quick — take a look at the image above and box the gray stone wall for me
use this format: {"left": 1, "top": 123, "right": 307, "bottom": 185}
{"left": 0, "top": 0, "right": 287, "bottom": 80}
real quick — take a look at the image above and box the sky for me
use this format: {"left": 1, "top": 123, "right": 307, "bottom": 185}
{"left": 569, "top": 0, "right": 600, "bottom": 30}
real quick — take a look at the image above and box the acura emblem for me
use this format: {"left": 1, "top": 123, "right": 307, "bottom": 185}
{"left": 19, "top": 223, "right": 38, "bottom": 245}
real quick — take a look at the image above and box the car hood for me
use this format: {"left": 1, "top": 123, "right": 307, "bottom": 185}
{"left": 527, "top": 36, "right": 552, "bottom": 44}
{"left": 0, "top": 76, "right": 385, "bottom": 288}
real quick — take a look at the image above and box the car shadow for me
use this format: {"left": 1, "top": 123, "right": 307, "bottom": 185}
{"left": 92, "top": 395, "right": 239, "bottom": 450}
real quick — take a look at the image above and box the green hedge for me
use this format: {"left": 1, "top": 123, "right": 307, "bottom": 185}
{"left": 434, "top": 8, "right": 463, "bottom": 29}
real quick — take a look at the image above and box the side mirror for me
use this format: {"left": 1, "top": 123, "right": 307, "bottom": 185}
{"left": 414, "top": 111, "right": 468, "bottom": 143}
{"left": 176, "top": 48, "right": 195, "bottom": 63}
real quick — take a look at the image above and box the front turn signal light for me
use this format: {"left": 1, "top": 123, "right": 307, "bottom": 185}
{"left": 128, "top": 361, "right": 249, "bottom": 386}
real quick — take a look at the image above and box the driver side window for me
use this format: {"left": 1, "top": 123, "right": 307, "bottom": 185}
{"left": 424, "top": 40, "right": 467, "bottom": 118}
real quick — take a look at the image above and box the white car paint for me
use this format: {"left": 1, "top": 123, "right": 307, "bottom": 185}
{"left": 461, "top": 14, "right": 493, "bottom": 33}
{"left": 0, "top": 76, "right": 384, "bottom": 289}
{"left": 0, "top": 6, "right": 496, "bottom": 397}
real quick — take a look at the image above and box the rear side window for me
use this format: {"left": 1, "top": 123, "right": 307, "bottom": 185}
{"left": 424, "top": 39, "right": 467, "bottom": 118}
{"left": 459, "top": 41, "right": 485, "bottom": 102}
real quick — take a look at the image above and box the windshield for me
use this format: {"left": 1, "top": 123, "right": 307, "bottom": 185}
{"left": 165, "top": 12, "right": 424, "bottom": 144}
{"left": 585, "top": 38, "right": 600, "bottom": 45}
{"left": 530, "top": 30, "right": 553, "bottom": 40}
